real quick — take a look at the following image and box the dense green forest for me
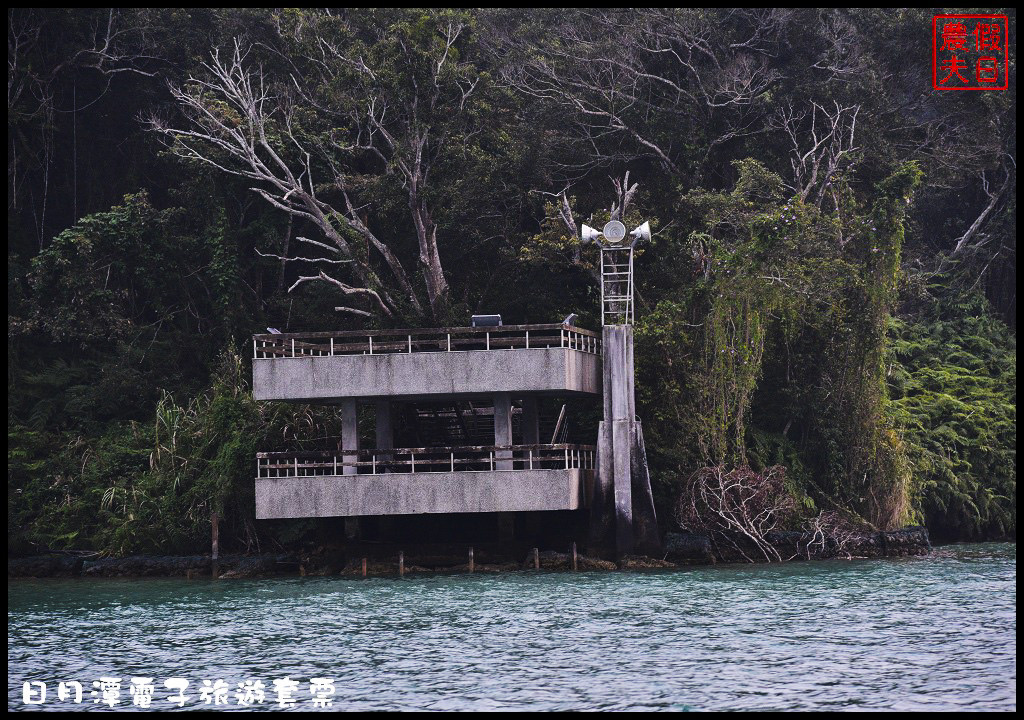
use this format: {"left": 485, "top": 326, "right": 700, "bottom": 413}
{"left": 8, "top": 8, "right": 1016, "bottom": 556}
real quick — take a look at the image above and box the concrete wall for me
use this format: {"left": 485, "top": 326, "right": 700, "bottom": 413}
{"left": 255, "top": 469, "right": 587, "bottom": 519}
{"left": 253, "top": 347, "right": 601, "bottom": 401}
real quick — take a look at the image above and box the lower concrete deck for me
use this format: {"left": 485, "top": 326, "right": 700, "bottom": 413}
{"left": 255, "top": 469, "right": 589, "bottom": 519}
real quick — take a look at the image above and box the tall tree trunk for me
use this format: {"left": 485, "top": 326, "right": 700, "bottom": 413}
{"left": 411, "top": 196, "right": 449, "bottom": 319}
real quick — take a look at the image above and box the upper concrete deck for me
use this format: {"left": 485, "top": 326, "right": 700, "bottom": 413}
{"left": 252, "top": 324, "right": 601, "bottom": 402}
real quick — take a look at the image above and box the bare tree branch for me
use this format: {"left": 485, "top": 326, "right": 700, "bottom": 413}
{"left": 773, "top": 100, "right": 860, "bottom": 207}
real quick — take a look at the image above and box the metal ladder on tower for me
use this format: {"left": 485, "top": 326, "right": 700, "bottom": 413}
{"left": 600, "top": 246, "right": 634, "bottom": 326}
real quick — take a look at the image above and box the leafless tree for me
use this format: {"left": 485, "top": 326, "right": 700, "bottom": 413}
{"left": 774, "top": 100, "right": 860, "bottom": 207}
{"left": 150, "top": 42, "right": 399, "bottom": 318}
{"left": 486, "top": 8, "right": 788, "bottom": 180}
{"left": 9, "top": 8, "right": 159, "bottom": 117}
{"left": 542, "top": 171, "right": 639, "bottom": 276}
{"left": 9, "top": 8, "right": 162, "bottom": 242}
{"left": 950, "top": 157, "right": 1015, "bottom": 260}
{"left": 152, "top": 14, "right": 479, "bottom": 320}
{"left": 609, "top": 171, "right": 639, "bottom": 221}
{"left": 810, "top": 11, "right": 870, "bottom": 83}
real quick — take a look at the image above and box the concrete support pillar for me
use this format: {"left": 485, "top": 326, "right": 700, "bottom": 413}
{"left": 631, "top": 421, "right": 661, "bottom": 556}
{"left": 341, "top": 398, "right": 360, "bottom": 541}
{"left": 494, "top": 395, "right": 516, "bottom": 545}
{"left": 494, "top": 392, "right": 513, "bottom": 470}
{"left": 603, "top": 326, "right": 636, "bottom": 423}
{"left": 521, "top": 396, "right": 540, "bottom": 445}
{"left": 611, "top": 418, "right": 634, "bottom": 556}
{"left": 375, "top": 399, "right": 393, "bottom": 451}
{"left": 590, "top": 421, "right": 614, "bottom": 552}
{"left": 592, "top": 326, "right": 636, "bottom": 557}
{"left": 340, "top": 399, "right": 359, "bottom": 476}
{"left": 589, "top": 324, "right": 661, "bottom": 557}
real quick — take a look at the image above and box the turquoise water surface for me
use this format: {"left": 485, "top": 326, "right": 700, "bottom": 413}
{"left": 8, "top": 543, "right": 1016, "bottom": 711}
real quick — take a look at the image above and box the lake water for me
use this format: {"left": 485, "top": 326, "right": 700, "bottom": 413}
{"left": 8, "top": 543, "right": 1016, "bottom": 711}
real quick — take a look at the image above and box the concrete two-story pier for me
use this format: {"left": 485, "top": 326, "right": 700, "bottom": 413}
{"left": 252, "top": 324, "right": 601, "bottom": 522}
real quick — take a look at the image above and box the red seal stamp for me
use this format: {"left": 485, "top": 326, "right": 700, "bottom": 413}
{"left": 933, "top": 14, "right": 1009, "bottom": 90}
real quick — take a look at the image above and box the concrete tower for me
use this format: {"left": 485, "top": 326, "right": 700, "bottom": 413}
{"left": 586, "top": 220, "right": 660, "bottom": 557}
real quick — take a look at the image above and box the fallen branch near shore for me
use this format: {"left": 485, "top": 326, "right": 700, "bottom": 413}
{"left": 674, "top": 465, "right": 794, "bottom": 562}
{"left": 801, "top": 510, "right": 862, "bottom": 559}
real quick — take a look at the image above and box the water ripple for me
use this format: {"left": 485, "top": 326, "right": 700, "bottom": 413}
{"left": 8, "top": 543, "right": 1016, "bottom": 711}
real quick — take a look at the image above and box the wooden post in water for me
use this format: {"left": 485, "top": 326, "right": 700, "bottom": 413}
{"left": 361, "top": 558, "right": 367, "bottom": 578}
{"left": 211, "top": 511, "right": 220, "bottom": 579}
{"left": 571, "top": 542, "right": 578, "bottom": 572}
{"left": 533, "top": 547, "right": 540, "bottom": 570}
{"left": 468, "top": 547, "right": 475, "bottom": 573}
{"left": 399, "top": 551, "right": 405, "bottom": 577}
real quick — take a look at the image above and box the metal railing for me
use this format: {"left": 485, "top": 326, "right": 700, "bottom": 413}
{"left": 252, "top": 324, "right": 601, "bottom": 359}
{"left": 256, "top": 444, "right": 596, "bottom": 478}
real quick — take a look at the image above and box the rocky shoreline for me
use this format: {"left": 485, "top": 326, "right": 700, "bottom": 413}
{"left": 8, "top": 527, "right": 931, "bottom": 579}
{"left": 665, "top": 526, "right": 933, "bottom": 564}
